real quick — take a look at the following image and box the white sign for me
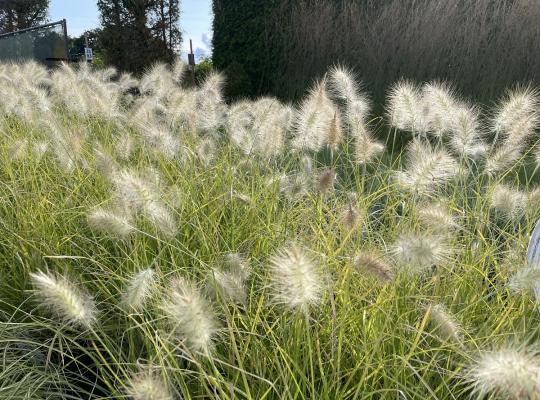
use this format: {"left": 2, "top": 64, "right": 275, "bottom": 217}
{"left": 85, "top": 47, "right": 93, "bottom": 62}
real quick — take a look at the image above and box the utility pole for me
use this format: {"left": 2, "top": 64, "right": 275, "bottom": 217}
{"left": 188, "top": 38, "right": 196, "bottom": 86}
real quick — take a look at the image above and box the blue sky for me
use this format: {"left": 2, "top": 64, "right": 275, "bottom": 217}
{"left": 49, "top": 0, "right": 213, "bottom": 59}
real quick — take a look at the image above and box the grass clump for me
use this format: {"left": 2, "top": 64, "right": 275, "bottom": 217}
{"left": 1, "top": 61, "right": 540, "bottom": 399}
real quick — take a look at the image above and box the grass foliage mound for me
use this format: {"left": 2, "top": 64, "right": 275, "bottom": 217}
{"left": 1, "top": 62, "right": 540, "bottom": 399}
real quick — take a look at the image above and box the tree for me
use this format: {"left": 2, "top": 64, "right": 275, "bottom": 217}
{"left": 97, "top": 0, "right": 181, "bottom": 74}
{"left": 0, "top": 0, "right": 49, "bottom": 33}
{"left": 212, "top": 0, "right": 304, "bottom": 99}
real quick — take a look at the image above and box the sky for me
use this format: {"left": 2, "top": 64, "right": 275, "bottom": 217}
{"left": 49, "top": 0, "right": 213, "bottom": 60}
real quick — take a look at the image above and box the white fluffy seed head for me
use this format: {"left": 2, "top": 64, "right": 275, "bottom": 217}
{"left": 507, "top": 266, "right": 540, "bottom": 293}
{"left": 126, "top": 370, "right": 173, "bottom": 400}
{"left": 317, "top": 168, "right": 337, "bottom": 196}
{"left": 292, "top": 79, "right": 338, "bottom": 151}
{"left": 387, "top": 80, "right": 423, "bottom": 132}
{"left": 424, "top": 303, "right": 463, "bottom": 344}
{"left": 394, "top": 140, "right": 459, "bottom": 196}
{"left": 161, "top": 277, "right": 217, "bottom": 354}
{"left": 417, "top": 203, "right": 459, "bottom": 235}
{"left": 87, "top": 208, "right": 134, "bottom": 239}
{"left": 339, "top": 202, "right": 363, "bottom": 231}
{"left": 269, "top": 244, "right": 324, "bottom": 311}
{"left": 208, "top": 253, "right": 251, "bottom": 304}
{"left": 280, "top": 173, "right": 311, "bottom": 202}
{"left": 355, "top": 131, "right": 384, "bottom": 165}
{"left": 419, "top": 81, "right": 457, "bottom": 138}
{"left": 111, "top": 169, "right": 158, "bottom": 211}
{"left": 448, "top": 104, "right": 485, "bottom": 159}
{"left": 327, "top": 65, "right": 360, "bottom": 105}
{"left": 490, "top": 183, "right": 527, "bottom": 221}
{"left": 122, "top": 269, "right": 155, "bottom": 311}
{"left": 392, "top": 232, "right": 449, "bottom": 274}
{"left": 29, "top": 270, "right": 97, "bottom": 328}
{"left": 353, "top": 251, "right": 393, "bottom": 282}
{"left": 468, "top": 347, "right": 540, "bottom": 399}
{"left": 492, "top": 86, "right": 540, "bottom": 143}
{"left": 144, "top": 201, "right": 177, "bottom": 238}
{"left": 484, "top": 144, "right": 524, "bottom": 177}
{"left": 195, "top": 137, "right": 216, "bottom": 167}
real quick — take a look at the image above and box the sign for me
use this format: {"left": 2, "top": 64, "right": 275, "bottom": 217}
{"left": 85, "top": 47, "right": 93, "bottom": 62}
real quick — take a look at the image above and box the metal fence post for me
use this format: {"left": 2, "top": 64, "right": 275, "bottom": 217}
{"left": 62, "top": 19, "right": 69, "bottom": 62}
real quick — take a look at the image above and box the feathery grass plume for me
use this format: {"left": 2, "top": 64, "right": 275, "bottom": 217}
{"left": 292, "top": 78, "right": 339, "bottom": 151}
{"left": 208, "top": 253, "right": 252, "bottom": 304}
{"left": 317, "top": 168, "right": 337, "bottom": 196}
{"left": 387, "top": 80, "right": 424, "bottom": 133}
{"left": 339, "top": 192, "right": 363, "bottom": 231}
{"left": 250, "top": 97, "right": 289, "bottom": 158}
{"left": 393, "top": 139, "right": 459, "bottom": 196}
{"left": 327, "top": 65, "right": 361, "bottom": 105}
{"left": 8, "top": 139, "right": 28, "bottom": 161}
{"left": 139, "top": 124, "right": 181, "bottom": 161}
{"left": 420, "top": 81, "right": 457, "bottom": 139}
{"left": 507, "top": 265, "right": 540, "bottom": 293}
{"left": 280, "top": 173, "right": 311, "bottom": 202}
{"left": 111, "top": 169, "right": 157, "bottom": 211}
{"left": 197, "top": 71, "right": 226, "bottom": 132}
{"left": 228, "top": 100, "right": 255, "bottom": 154}
{"left": 195, "top": 137, "right": 216, "bottom": 167}
{"left": 448, "top": 104, "right": 486, "bottom": 159}
{"left": 492, "top": 86, "right": 540, "bottom": 144}
{"left": 353, "top": 251, "right": 393, "bottom": 283}
{"left": 340, "top": 202, "right": 362, "bottom": 231}
{"left": 110, "top": 169, "right": 176, "bottom": 237}
{"left": 467, "top": 347, "right": 540, "bottom": 399}
{"left": 269, "top": 244, "right": 324, "bottom": 311}
{"left": 392, "top": 232, "right": 449, "bottom": 274}
{"left": 326, "top": 113, "right": 343, "bottom": 151}
{"left": 417, "top": 202, "right": 459, "bottom": 235}
{"left": 118, "top": 72, "right": 138, "bottom": 92}
{"left": 29, "top": 270, "right": 96, "bottom": 328}
{"left": 330, "top": 67, "right": 374, "bottom": 138}
{"left": 489, "top": 183, "right": 527, "bottom": 221}
{"left": 228, "top": 97, "right": 288, "bottom": 158}
{"left": 144, "top": 201, "right": 177, "bottom": 238}
{"left": 484, "top": 144, "right": 524, "bottom": 177}
{"left": 115, "top": 133, "right": 135, "bottom": 160}
{"left": 171, "top": 59, "right": 186, "bottom": 85}
{"left": 126, "top": 369, "right": 173, "bottom": 400}
{"left": 87, "top": 208, "right": 135, "bottom": 239}
{"left": 122, "top": 269, "right": 155, "bottom": 311}
{"left": 161, "top": 276, "right": 218, "bottom": 354}
{"left": 139, "top": 63, "right": 173, "bottom": 96}
{"left": 355, "top": 130, "right": 384, "bottom": 165}
{"left": 32, "top": 140, "right": 49, "bottom": 161}
{"left": 230, "top": 190, "right": 253, "bottom": 206}
{"left": 93, "top": 144, "right": 119, "bottom": 179}
{"left": 423, "top": 303, "right": 463, "bottom": 344}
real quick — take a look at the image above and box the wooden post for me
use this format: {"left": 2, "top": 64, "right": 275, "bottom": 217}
{"left": 188, "top": 38, "right": 196, "bottom": 86}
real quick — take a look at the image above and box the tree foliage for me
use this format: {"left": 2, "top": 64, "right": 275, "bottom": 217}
{"left": 212, "top": 0, "right": 285, "bottom": 99}
{"left": 97, "top": 0, "right": 181, "bottom": 74}
{"left": 0, "top": 0, "right": 49, "bottom": 33}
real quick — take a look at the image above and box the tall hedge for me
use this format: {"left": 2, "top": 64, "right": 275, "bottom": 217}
{"left": 214, "top": 0, "right": 540, "bottom": 104}
{"left": 212, "top": 0, "right": 292, "bottom": 99}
